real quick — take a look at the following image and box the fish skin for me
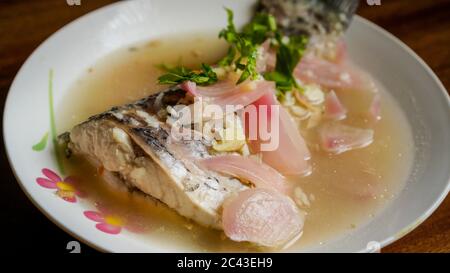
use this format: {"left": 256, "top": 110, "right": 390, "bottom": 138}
{"left": 62, "top": 87, "right": 248, "bottom": 229}
{"left": 258, "top": 0, "right": 359, "bottom": 37}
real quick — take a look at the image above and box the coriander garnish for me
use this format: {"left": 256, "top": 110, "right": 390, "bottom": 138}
{"left": 157, "top": 63, "right": 218, "bottom": 86}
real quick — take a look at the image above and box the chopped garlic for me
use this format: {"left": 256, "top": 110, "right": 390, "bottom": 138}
{"left": 281, "top": 91, "right": 296, "bottom": 106}
{"left": 212, "top": 138, "right": 246, "bottom": 152}
{"left": 290, "top": 105, "right": 311, "bottom": 120}
{"left": 241, "top": 81, "right": 257, "bottom": 92}
{"left": 340, "top": 72, "right": 351, "bottom": 83}
{"left": 228, "top": 70, "right": 241, "bottom": 83}
{"left": 212, "top": 114, "right": 247, "bottom": 153}
{"left": 294, "top": 186, "right": 311, "bottom": 208}
{"left": 307, "top": 108, "right": 323, "bottom": 129}
{"left": 240, "top": 144, "right": 250, "bottom": 156}
{"left": 303, "top": 84, "right": 325, "bottom": 105}
{"left": 213, "top": 67, "right": 227, "bottom": 80}
{"left": 166, "top": 106, "right": 178, "bottom": 118}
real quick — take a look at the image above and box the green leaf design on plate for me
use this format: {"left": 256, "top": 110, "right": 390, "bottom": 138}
{"left": 48, "top": 69, "right": 65, "bottom": 175}
{"left": 32, "top": 132, "right": 49, "bottom": 151}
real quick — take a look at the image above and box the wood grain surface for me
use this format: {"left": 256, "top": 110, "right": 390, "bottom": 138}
{"left": 0, "top": 0, "right": 449, "bottom": 253}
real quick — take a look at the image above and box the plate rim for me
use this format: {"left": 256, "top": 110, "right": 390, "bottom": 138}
{"left": 3, "top": 0, "right": 450, "bottom": 253}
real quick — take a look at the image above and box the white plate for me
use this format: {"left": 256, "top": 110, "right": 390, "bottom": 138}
{"left": 3, "top": 0, "right": 450, "bottom": 252}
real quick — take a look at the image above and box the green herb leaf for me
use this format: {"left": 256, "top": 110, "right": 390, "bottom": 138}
{"left": 236, "top": 48, "right": 258, "bottom": 84}
{"left": 218, "top": 46, "right": 236, "bottom": 67}
{"left": 219, "top": 8, "right": 238, "bottom": 43}
{"left": 218, "top": 9, "right": 276, "bottom": 84}
{"left": 242, "top": 12, "right": 277, "bottom": 44}
{"left": 157, "top": 63, "right": 218, "bottom": 86}
{"left": 157, "top": 8, "right": 308, "bottom": 93}
{"left": 264, "top": 34, "right": 308, "bottom": 93}
{"left": 32, "top": 132, "right": 49, "bottom": 151}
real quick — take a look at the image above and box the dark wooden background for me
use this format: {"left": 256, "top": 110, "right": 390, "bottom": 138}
{"left": 0, "top": 0, "right": 449, "bottom": 253}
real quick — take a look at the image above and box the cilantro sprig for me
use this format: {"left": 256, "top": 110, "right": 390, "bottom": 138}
{"left": 157, "top": 8, "right": 309, "bottom": 96}
{"left": 264, "top": 34, "right": 308, "bottom": 95}
{"left": 157, "top": 63, "right": 218, "bottom": 86}
{"left": 218, "top": 9, "right": 276, "bottom": 84}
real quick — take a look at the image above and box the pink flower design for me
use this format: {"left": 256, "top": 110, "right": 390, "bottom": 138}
{"left": 36, "top": 168, "right": 85, "bottom": 203}
{"left": 83, "top": 203, "right": 148, "bottom": 235}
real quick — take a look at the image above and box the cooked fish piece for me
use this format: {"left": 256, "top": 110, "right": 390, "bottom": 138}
{"left": 258, "top": 0, "right": 359, "bottom": 36}
{"left": 62, "top": 87, "right": 248, "bottom": 229}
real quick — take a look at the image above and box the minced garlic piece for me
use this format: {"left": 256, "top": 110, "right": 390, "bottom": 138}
{"left": 281, "top": 91, "right": 296, "bottom": 106}
{"left": 294, "top": 186, "right": 311, "bottom": 208}
{"left": 241, "top": 81, "right": 257, "bottom": 92}
{"left": 213, "top": 67, "right": 227, "bottom": 80}
{"left": 212, "top": 114, "right": 247, "bottom": 153}
{"left": 340, "top": 72, "right": 351, "bottom": 83}
{"left": 306, "top": 108, "right": 323, "bottom": 129}
{"left": 290, "top": 105, "right": 311, "bottom": 120}
{"left": 240, "top": 144, "right": 250, "bottom": 156}
{"left": 303, "top": 84, "right": 325, "bottom": 105}
{"left": 227, "top": 70, "right": 241, "bottom": 83}
{"left": 213, "top": 138, "right": 246, "bottom": 152}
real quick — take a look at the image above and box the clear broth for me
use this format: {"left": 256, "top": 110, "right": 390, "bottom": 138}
{"left": 57, "top": 34, "right": 414, "bottom": 252}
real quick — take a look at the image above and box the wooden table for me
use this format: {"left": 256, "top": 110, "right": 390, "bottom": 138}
{"left": 0, "top": 0, "right": 449, "bottom": 253}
